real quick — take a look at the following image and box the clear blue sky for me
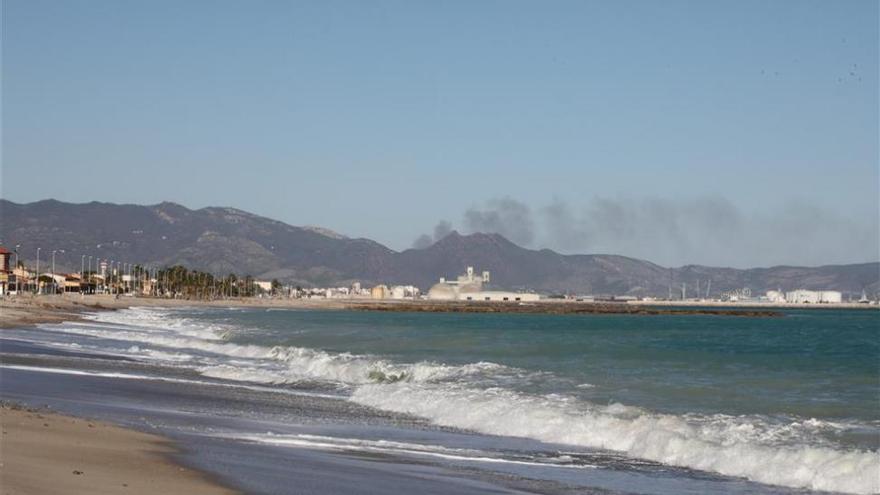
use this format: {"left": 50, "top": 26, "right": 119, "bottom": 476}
{"left": 3, "top": 0, "right": 878, "bottom": 267}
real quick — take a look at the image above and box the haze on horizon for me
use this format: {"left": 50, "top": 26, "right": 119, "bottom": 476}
{"left": 2, "top": 0, "right": 878, "bottom": 268}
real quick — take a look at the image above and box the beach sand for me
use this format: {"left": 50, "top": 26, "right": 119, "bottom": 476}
{"left": 0, "top": 403, "right": 237, "bottom": 495}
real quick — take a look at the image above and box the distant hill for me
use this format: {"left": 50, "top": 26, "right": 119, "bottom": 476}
{"left": 1, "top": 199, "right": 877, "bottom": 297}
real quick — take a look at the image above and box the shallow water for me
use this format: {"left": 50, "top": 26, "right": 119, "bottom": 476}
{"left": 7, "top": 306, "right": 879, "bottom": 494}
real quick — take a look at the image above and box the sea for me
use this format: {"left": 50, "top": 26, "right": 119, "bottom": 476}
{"left": 2, "top": 306, "right": 878, "bottom": 494}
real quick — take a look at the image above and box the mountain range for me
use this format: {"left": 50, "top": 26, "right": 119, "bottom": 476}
{"left": 1, "top": 199, "right": 877, "bottom": 297}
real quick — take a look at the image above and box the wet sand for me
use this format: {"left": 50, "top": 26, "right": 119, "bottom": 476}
{"left": 0, "top": 403, "right": 236, "bottom": 495}
{"left": 0, "top": 357, "right": 598, "bottom": 495}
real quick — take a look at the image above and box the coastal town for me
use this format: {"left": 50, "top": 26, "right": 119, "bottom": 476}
{"left": 0, "top": 244, "right": 875, "bottom": 307}
{"left": 3, "top": 2, "right": 878, "bottom": 495}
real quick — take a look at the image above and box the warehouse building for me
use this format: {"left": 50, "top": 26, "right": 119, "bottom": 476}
{"left": 427, "top": 266, "right": 539, "bottom": 302}
{"left": 784, "top": 290, "right": 842, "bottom": 304}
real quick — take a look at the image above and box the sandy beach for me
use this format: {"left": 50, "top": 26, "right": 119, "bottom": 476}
{"left": 0, "top": 403, "right": 236, "bottom": 495}
{"left": 0, "top": 296, "right": 245, "bottom": 494}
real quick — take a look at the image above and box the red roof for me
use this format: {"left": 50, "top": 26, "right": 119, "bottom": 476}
{"left": 0, "top": 247, "right": 9, "bottom": 255}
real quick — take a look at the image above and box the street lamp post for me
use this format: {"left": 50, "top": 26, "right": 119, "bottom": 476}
{"left": 51, "top": 249, "right": 64, "bottom": 295}
{"left": 81, "top": 255, "right": 86, "bottom": 295}
{"left": 35, "top": 248, "right": 41, "bottom": 295}
{"left": 12, "top": 245, "right": 20, "bottom": 293}
{"left": 87, "top": 256, "right": 92, "bottom": 294}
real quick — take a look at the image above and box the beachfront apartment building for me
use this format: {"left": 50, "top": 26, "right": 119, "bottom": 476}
{"left": 0, "top": 246, "right": 9, "bottom": 295}
{"left": 0, "top": 246, "right": 10, "bottom": 272}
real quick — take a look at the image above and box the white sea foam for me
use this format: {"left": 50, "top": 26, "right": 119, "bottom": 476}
{"left": 351, "top": 383, "right": 880, "bottom": 494}
{"left": 0, "top": 364, "right": 342, "bottom": 399}
{"left": 51, "top": 308, "right": 514, "bottom": 386}
{"left": 43, "top": 307, "right": 880, "bottom": 494}
{"left": 82, "top": 307, "right": 229, "bottom": 341}
{"left": 230, "top": 432, "right": 597, "bottom": 469}
{"left": 126, "top": 345, "right": 195, "bottom": 362}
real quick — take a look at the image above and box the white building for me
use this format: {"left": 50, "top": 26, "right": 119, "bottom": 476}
{"left": 389, "top": 285, "right": 419, "bottom": 299}
{"left": 371, "top": 285, "right": 389, "bottom": 299}
{"left": 427, "top": 266, "right": 489, "bottom": 301}
{"left": 765, "top": 290, "right": 786, "bottom": 303}
{"left": 785, "top": 290, "right": 842, "bottom": 304}
{"left": 460, "top": 291, "right": 540, "bottom": 302}
{"left": 427, "top": 266, "right": 539, "bottom": 302}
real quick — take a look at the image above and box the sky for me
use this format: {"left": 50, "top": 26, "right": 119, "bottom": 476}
{"left": 2, "top": 0, "right": 878, "bottom": 268}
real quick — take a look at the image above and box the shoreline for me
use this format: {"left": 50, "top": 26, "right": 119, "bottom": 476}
{"left": 0, "top": 350, "right": 606, "bottom": 495}
{"left": 0, "top": 294, "right": 353, "bottom": 329}
{"left": 0, "top": 402, "right": 237, "bottom": 495}
{"left": 1, "top": 297, "right": 876, "bottom": 495}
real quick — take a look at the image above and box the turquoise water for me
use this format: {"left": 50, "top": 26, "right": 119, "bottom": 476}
{"left": 29, "top": 306, "right": 880, "bottom": 493}
{"left": 209, "top": 308, "right": 879, "bottom": 426}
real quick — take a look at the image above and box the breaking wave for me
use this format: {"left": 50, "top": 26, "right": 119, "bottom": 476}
{"left": 43, "top": 307, "right": 880, "bottom": 494}
{"left": 66, "top": 308, "right": 514, "bottom": 386}
{"left": 351, "top": 383, "right": 879, "bottom": 494}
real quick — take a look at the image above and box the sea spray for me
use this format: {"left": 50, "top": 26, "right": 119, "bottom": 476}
{"left": 351, "top": 383, "right": 880, "bottom": 494}
{"left": 46, "top": 307, "right": 880, "bottom": 494}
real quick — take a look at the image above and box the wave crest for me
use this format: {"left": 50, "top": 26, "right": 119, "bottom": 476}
{"left": 351, "top": 383, "right": 880, "bottom": 494}
{"left": 62, "top": 307, "right": 880, "bottom": 494}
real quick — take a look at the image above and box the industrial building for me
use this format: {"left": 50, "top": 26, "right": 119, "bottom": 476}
{"left": 389, "top": 285, "right": 419, "bottom": 299}
{"left": 371, "top": 284, "right": 389, "bottom": 299}
{"left": 427, "top": 266, "right": 489, "bottom": 300}
{"left": 460, "top": 291, "right": 540, "bottom": 302}
{"left": 765, "top": 290, "right": 786, "bottom": 303}
{"left": 427, "top": 266, "right": 539, "bottom": 302}
{"left": 784, "top": 290, "right": 842, "bottom": 304}
{"left": 766, "top": 289, "right": 843, "bottom": 304}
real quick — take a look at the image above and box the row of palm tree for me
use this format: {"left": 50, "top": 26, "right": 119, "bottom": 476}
{"left": 150, "top": 265, "right": 280, "bottom": 299}
{"left": 9, "top": 251, "right": 281, "bottom": 299}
